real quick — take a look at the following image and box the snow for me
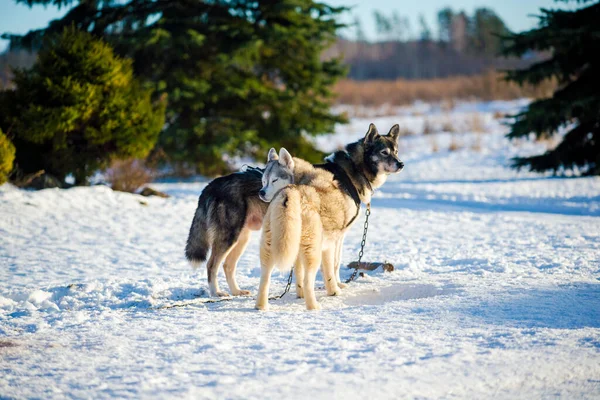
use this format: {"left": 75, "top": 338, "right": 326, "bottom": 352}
{"left": 1, "top": 99, "right": 600, "bottom": 398}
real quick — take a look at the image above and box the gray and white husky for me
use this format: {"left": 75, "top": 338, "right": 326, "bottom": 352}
{"left": 185, "top": 123, "right": 404, "bottom": 297}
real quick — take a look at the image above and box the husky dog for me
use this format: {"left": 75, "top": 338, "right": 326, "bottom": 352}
{"left": 256, "top": 124, "right": 404, "bottom": 310}
{"left": 184, "top": 151, "right": 294, "bottom": 297}
{"left": 185, "top": 123, "right": 403, "bottom": 298}
{"left": 185, "top": 166, "right": 267, "bottom": 297}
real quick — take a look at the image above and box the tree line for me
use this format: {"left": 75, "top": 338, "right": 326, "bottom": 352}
{"left": 325, "top": 7, "right": 543, "bottom": 80}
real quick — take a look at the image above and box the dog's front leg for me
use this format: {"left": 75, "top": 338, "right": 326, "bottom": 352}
{"left": 255, "top": 229, "right": 273, "bottom": 311}
{"left": 295, "top": 256, "right": 305, "bottom": 299}
{"left": 334, "top": 235, "right": 347, "bottom": 289}
{"left": 322, "top": 246, "right": 341, "bottom": 296}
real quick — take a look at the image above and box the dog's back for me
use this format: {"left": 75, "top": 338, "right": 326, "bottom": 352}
{"left": 185, "top": 168, "right": 264, "bottom": 265}
{"left": 291, "top": 158, "right": 357, "bottom": 236}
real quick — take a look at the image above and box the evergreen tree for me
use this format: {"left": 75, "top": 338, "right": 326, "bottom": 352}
{"left": 468, "top": 8, "right": 511, "bottom": 57}
{"left": 503, "top": 0, "right": 600, "bottom": 175}
{"left": 4, "top": 0, "right": 348, "bottom": 175}
{"left": 437, "top": 8, "right": 453, "bottom": 43}
{"left": 418, "top": 14, "right": 432, "bottom": 42}
{"left": 0, "top": 27, "right": 165, "bottom": 184}
{"left": 0, "top": 128, "right": 15, "bottom": 185}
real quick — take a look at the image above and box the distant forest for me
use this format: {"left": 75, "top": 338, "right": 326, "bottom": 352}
{"left": 1, "top": 6, "right": 543, "bottom": 87}
{"left": 324, "top": 7, "right": 545, "bottom": 80}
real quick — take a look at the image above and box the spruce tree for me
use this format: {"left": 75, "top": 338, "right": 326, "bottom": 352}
{"left": 0, "top": 27, "right": 165, "bottom": 185}
{"left": 503, "top": 0, "right": 600, "bottom": 175}
{"left": 4, "top": 0, "right": 348, "bottom": 175}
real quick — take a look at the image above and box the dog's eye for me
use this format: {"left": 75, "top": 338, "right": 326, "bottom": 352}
{"left": 381, "top": 149, "right": 390, "bottom": 156}
{"left": 271, "top": 178, "right": 279, "bottom": 183}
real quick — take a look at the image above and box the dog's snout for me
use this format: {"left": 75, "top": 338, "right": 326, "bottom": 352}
{"left": 397, "top": 161, "right": 404, "bottom": 170}
{"left": 259, "top": 189, "right": 266, "bottom": 197}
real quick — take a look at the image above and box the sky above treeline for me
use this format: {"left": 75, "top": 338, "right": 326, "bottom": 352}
{"left": 0, "top": 0, "right": 575, "bottom": 52}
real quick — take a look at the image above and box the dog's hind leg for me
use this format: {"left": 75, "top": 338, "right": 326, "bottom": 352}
{"left": 301, "top": 251, "right": 322, "bottom": 311}
{"left": 322, "top": 246, "right": 341, "bottom": 296}
{"left": 223, "top": 228, "right": 252, "bottom": 296}
{"left": 334, "top": 236, "right": 348, "bottom": 289}
{"left": 256, "top": 224, "right": 274, "bottom": 311}
{"left": 300, "top": 217, "right": 323, "bottom": 311}
{"left": 255, "top": 262, "right": 275, "bottom": 311}
{"left": 295, "top": 256, "right": 305, "bottom": 299}
{"left": 206, "top": 244, "right": 230, "bottom": 297}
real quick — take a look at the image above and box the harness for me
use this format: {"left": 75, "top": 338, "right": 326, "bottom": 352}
{"left": 314, "top": 160, "right": 361, "bottom": 228}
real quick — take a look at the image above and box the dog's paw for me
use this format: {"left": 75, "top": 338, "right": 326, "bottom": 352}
{"left": 232, "top": 289, "right": 252, "bottom": 296}
{"left": 214, "top": 291, "right": 230, "bottom": 297}
{"left": 306, "top": 302, "right": 322, "bottom": 311}
{"left": 296, "top": 285, "right": 304, "bottom": 299}
{"left": 326, "top": 285, "right": 342, "bottom": 296}
{"left": 337, "top": 282, "right": 348, "bottom": 289}
{"left": 255, "top": 302, "right": 269, "bottom": 311}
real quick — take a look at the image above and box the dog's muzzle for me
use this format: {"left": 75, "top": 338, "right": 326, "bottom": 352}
{"left": 385, "top": 159, "right": 404, "bottom": 173}
{"left": 258, "top": 189, "right": 269, "bottom": 202}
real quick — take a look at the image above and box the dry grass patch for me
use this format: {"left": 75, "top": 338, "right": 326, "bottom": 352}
{"left": 423, "top": 118, "right": 436, "bottom": 135}
{"left": 448, "top": 135, "right": 462, "bottom": 152}
{"left": 470, "top": 113, "right": 486, "bottom": 133}
{"left": 106, "top": 159, "right": 154, "bottom": 193}
{"left": 493, "top": 110, "right": 506, "bottom": 120}
{"left": 399, "top": 125, "right": 417, "bottom": 137}
{"left": 429, "top": 136, "right": 440, "bottom": 153}
{"left": 441, "top": 118, "right": 457, "bottom": 133}
{"left": 334, "top": 70, "right": 557, "bottom": 106}
{"left": 472, "top": 133, "right": 483, "bottom": 152}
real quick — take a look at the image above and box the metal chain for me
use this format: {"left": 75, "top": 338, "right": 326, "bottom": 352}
{"left": 269, "top": 267, "right": 294, "bottom": 300}
{"left": 345, "top": 203, "right": 371, "bottom": 283}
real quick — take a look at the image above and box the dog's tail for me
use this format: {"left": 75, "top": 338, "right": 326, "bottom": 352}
{"left": 185, "top": 199, "right": 211, "bottom": 268}
{"left": 270, "top": 187, "right": 302, "bottom": 272}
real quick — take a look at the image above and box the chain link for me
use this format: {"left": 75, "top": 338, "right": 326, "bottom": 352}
{"left": 269, "top": 267, "right": 295, "bottom": 300}
{"left": 345, "top": 203, "right": 370, "bottom": 283}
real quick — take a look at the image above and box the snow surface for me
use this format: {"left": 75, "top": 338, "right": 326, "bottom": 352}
{"left": 1, "top": 100, "right": 600, "bottom": 399}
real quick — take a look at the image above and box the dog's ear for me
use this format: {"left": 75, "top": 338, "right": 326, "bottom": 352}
{"left": 364, "top": 123, "right": 379, "bottom": 145}
{"left": 278, "top": 148, "right": 295, "bottom": 170}
{"left": 388, "top": 124, "right": 400, "bottom": 141}
{"left": 268, "top": 147, "right": 278, "bottom": 162}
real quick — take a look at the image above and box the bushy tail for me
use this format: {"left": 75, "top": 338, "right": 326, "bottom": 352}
{"left": 185, "top": 201, "right": 211, "bottom": 268}
{"left": 270, "top": 188, "right": 302, "bottom": 272}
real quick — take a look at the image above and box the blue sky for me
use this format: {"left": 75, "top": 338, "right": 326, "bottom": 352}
{"left": 0, "top": 0, "right": 574, "bottom": 52}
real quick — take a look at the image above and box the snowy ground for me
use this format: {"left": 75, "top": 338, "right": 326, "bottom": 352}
{"left": 1, "top": 100, "right": 600, "bottom": 399}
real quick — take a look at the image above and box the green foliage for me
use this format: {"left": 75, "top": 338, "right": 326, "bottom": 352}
{"left": 0, "top": 27, "right": 165, "bottom": 184}
{"left": 0, "top": 128, "right": 16, "bottom": 185}
{"left": 503, "top": 0, "right": 600, "bottom": 175}
{"left": 5, "top": 0, "right": 348, "bottom": 175}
